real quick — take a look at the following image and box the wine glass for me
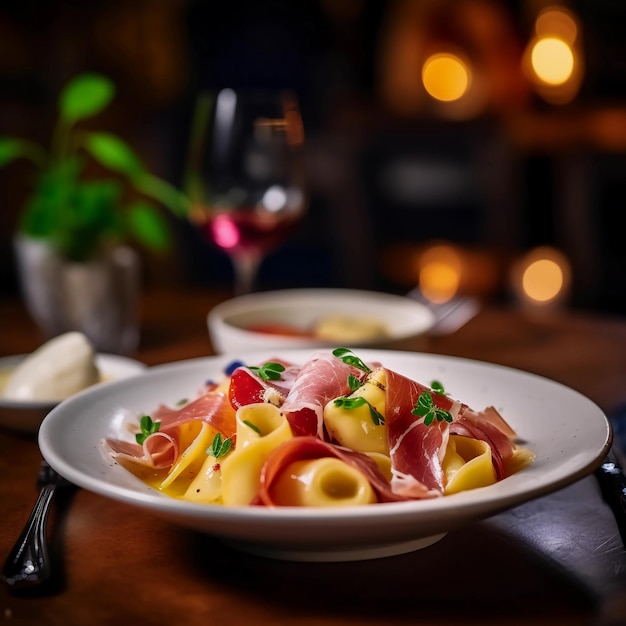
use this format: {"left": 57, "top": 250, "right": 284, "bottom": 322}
{"left": 185, "top": 89, "right": 307, "bottom": 295}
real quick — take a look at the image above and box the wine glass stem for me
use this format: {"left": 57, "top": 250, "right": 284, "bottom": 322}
{"left": 232, "top": 253, "right": 262, "bottom": 295}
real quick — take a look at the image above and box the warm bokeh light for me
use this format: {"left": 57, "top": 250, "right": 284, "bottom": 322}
{"left": 418, "top": 244, "right": 462, "bottom": 303}
{"left": 511, "top": 247, "right": 572, "bottom": 307}
{"left": 422, "top": 53, "right": 471, "bottom": 102}
{"left": 535, "top": 7, "right": 578, "bottom": 43}
{"left": 522, "top": 259, "right": 564, "bottom": 302}
{"left": 522, "top": 6, "right": 583, "bottom": 104}
{"left": 530, "top": 37, "right": 574, "bottom": 86}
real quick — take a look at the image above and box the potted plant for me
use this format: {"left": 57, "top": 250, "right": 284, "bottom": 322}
{"left": 0, "top": 72, "right": 188, "bottom": 353}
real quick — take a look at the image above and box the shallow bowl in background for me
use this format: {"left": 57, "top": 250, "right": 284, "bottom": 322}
{"left": 207, "top": 288, "right": 436, "bottom": 354}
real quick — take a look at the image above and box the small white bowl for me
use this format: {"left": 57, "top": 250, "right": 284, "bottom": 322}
{"left": 0, "top": 353, "right": 146, "bottom": 435}
{"left": 207, "top": 288, "right": 436, "bottom": 354}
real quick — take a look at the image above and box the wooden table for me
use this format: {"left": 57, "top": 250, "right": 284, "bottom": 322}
{"left": 2, "top": 289, "right": 626, "bottom": 626}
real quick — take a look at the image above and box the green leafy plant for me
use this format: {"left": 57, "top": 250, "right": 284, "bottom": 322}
{"left": 0, "top": 73, "right": 188, "bottom": 262}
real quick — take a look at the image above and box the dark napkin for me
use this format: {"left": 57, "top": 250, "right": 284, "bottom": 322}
{"left": 486, "top": 474, "right": 626, "bottom": 600}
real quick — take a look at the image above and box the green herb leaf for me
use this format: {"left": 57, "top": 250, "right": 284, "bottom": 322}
{"left": 207, "top": 433, "right": 233, "bottom": 459}
{"left": 332, "top": 348, "right": 371, "bottom": 374}
{"left": 59, "top": 73, "right": 115, "bottom": 123}
{"left": 126, "top": 201, "right": 172, "bottom": 253}
{"left": 347, "top": 373, "right": 362, "bottom": 392}
{"left": 368, "top": 404, "right": 385, "bottom": 426}
{"left": 135, "top": 172, "right": 190, "bottom": 218}
{"left": 334, "top": 396, "right": 367, "bottom": 410}
{"left": 83, "top": 132, "right": 145, "bottom": 178}
{"left": 333, "top": 395, "right": 385, "bottom": 426}
{"left": 411, "top": 391, "right": 453, "bottom": 426}
{"left": 430, "top": 380, "right": 446, "bottom": 394}
{"left": 249, "top": 362, "right": 285, "bottom": 381}
{"left": 243, "top": 420, "right": 261, "bottom": 434}
{"left": 135, "top": 414, "right": 160, "bottom": 444}
{"left": 0, "top": 138, "right": 46, "bottom": 168}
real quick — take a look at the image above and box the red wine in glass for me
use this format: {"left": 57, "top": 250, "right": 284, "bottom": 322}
{"left": 186, "top": 89, "right": 307, "bottom": 294}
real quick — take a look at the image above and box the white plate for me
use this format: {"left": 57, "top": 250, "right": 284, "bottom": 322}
{"left": 0, "top": 353, "right": 146, "bottom": 434}
{"left": 38, "top": 349, "right": 611, "bottom": 562}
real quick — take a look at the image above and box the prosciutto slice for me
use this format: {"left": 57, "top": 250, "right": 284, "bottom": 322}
{"left": 384, "top": 369, "right": 462, "bottom": 497}
{"left": 449, "top": 407, "right": 517, "bottom": 479}
{"left": 105, "top": 389, "right": 236, "bottom": 470}
{"left": 106, "top": 429, "right": 180, "bottom": 469}
{"left": 280, "top": 352, "right": 369, "bottom": 439}
{"left": 255, "top": 436, "right": 405, "bottom": 505}
{"left": 152, "top": 391, "right": 237, "bottom": 437}
{"left": 384, "top": 368, "right": 518, "bottom": 494}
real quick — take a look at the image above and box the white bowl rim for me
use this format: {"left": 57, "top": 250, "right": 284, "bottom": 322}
{"left": 208, "top": 288, "right": 436, "bottom": 342}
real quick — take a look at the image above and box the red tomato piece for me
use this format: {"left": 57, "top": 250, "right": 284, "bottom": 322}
{"left": 228, "top": 368, "right": 266, "bottom": 409}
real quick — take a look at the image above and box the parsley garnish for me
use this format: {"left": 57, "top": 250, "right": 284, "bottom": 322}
{"left": 411, "top": 392, "right": 453, "bottom": 426}
{"left": 243, "top": 420, "right": 261, "bottom": 434}
{"left": 249, "top": 362, "right": 285, "bottom": 381}
{"left": 207, "top": 433, "right": 233, "bottom": 459}
{"left": 135, "top": 415, "right": 160, "bottom": 444}
{"left": 333, "top": 396, "right": 385, "bottom": 426}
{"left": 430, "top": 380, "right": 446, "bottom": 394}
{"left": 332, "top": 348, "right": 371, "bottom": 374}
{"left": 347, "top": 373, "right": 362, "bottom": 392}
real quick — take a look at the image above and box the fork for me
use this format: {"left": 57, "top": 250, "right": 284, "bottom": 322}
{"left": 2, "top": 459, "right": 72, "bottom": 589}
{"left": 406, "top": 287, "right": 480, "bottom": 336}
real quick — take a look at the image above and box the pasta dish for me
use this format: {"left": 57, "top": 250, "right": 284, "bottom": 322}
{"left": 105, "top": 349, "right": 535, "bottom": 507}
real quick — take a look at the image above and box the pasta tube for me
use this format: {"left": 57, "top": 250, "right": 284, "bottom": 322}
{"left": 220, "top": 403, "right": 293, "bottom": 505}
{"left": 269, "top": 457, "right": 377, "bottom": 507}
{"left": 443, "top": 435, "right": 497, "bottom": 494}
{"left": 323, "top": 368, "right": 388, "bottom": 454}
{"left": 182, "top": 452, "right": 224, "bottom": 503}
{"left": 159, "top": 421, "right": 217, "bottom": 496}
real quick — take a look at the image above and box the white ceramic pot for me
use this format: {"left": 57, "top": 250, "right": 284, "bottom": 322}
{"left": 14, "top": 236, "right": 141, "bottom": 355}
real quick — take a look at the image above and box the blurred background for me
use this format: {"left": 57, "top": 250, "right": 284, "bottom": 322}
{"left": 2, "top": 0, "right": 626, "bottom": 315}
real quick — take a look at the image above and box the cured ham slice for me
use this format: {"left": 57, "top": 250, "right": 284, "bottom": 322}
{"left": 384, "top": 368, "right": 462, "bottom": 497}
{"left": 153, "top": 391, "right": 237, "bottom": 437}
{"left": 384, "top": 368, "right": 518, "bottom": 493}
{"left": 450, "top": 407, "right": 517, "bottom": 479}
{"left": 106, "top": 389, "right": 236, "bottom": 470}
{"left": 280, "top": 352, "right": 368, "bottom": 438}
{"left": 106, "top": 430, "right": 180, "bottom": 469}
{"left": 255, "top": 436, "right": 405, "bottom": 505}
